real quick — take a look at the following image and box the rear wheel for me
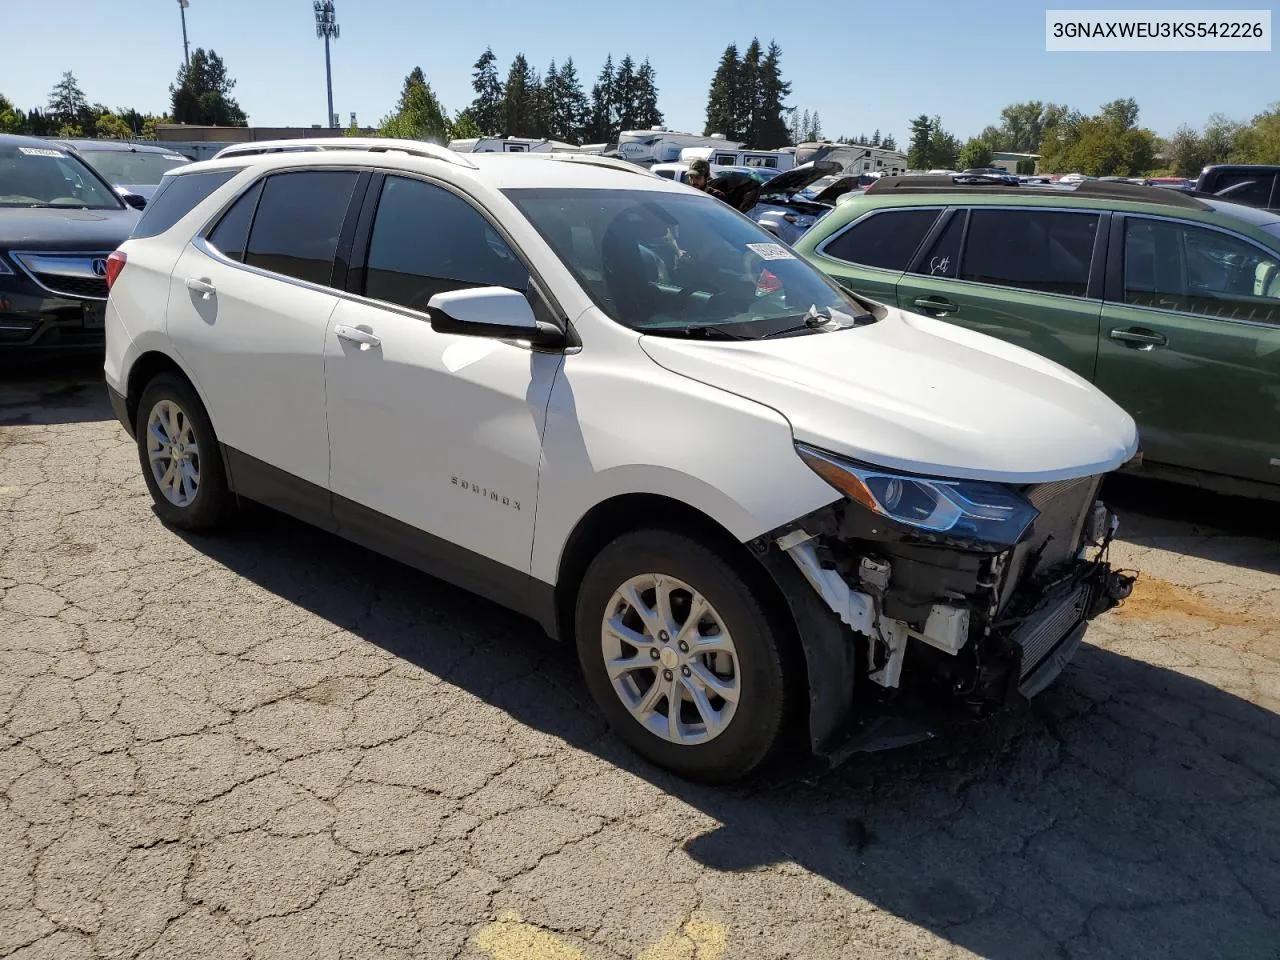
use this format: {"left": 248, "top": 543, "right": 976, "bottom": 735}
{"left": 575, "top": 530, "right": 793, "bottom": 783}
{"left": 135, "top": 373, "right": 234, "bottom": 531}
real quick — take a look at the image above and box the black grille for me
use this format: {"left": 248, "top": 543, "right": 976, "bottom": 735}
{"left": 33, "top": 273, "right": 109, "bottom": 300}
{"left": 997, "top": 476, "right": 1100, "bottom": 612}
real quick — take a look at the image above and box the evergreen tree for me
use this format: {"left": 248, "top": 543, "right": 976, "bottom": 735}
{"left": 704, "top": 44, "right": 740, "bottom": 140}
{"left": 378, "top": 66, "right": 450, "bottom": 142}
{"left": 170, "top": 50, "right": 247, "bottom": 126}
{"left": 754, "top": 41, "right": 791, "bottom": 149}
{"left": 47, "top": 72, "right": 88, "bottom": 129}
{"left": 501, "top": 53, "right": 535, "bottom": 137}
{"left": 469, "top": 47, "right": 504, "bottom": 136}
{"left": 613, "top": 55, "right": 638, "bottom": 134}
{"left": 907, "top": 114, "right": 933, "bottom": 168}
{"left": 538, "top": 61, "right": 562, "bottom": 141}
{"left": 871, "top": 129, "right": 882, "bottom": 146}
{"left": 740, "top": 39, "right": 763, "bottom": 144}
{"left": 588, "top": 55, "right": 615, "bottom": 143}
{"left": 558, "top": 58, "right": 590, "bottom": 143}
{"left": 634, "top": 59, "right": 663, "bottom": 130}
{"left": 882, "top": 133, "right": 898, "bottom": 151}
{"left": 527, "top": 67, "right": 546, "bottom": 138}
{"left": 799, "top": 109, "right": 812, "bottom": 143}
{"left": 808, "top": 111, "right": 823, "bottom": 141}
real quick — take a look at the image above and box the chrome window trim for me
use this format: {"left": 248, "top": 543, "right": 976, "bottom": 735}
{"left": 1115, "top": 212, "right": 1280, "bottom": 330}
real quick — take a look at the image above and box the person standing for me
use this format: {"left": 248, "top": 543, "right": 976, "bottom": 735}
{"left": 685, "top": 159, "right": 727, "bottom": 201}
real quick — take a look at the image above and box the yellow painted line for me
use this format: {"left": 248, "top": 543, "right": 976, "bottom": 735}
{"left": 471, "top": 910, "right": 727, "bottom": 960}
{"left": 473, "top": 911, "right": 587, "bottom": 960}
{"left": 639, "top": 913, "right": 727, "bottom": 960}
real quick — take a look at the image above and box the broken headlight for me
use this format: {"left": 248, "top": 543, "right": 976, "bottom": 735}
{"left": 796, "top": 444, "right": 1039, "bottom": 547}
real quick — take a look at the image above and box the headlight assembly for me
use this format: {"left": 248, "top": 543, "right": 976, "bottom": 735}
{"left": 796, "top": 443, "right": 1039, "bottom": 547}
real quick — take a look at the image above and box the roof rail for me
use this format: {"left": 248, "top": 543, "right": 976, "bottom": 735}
{"left": 211, "top": 137, "right": 477, "bottom": 169}
{"left": 361, "top": 140, "right": 477, "bottom": 169}
{"left": 864, "top": 173, "right": 1211, "bottom": 209}
{"left": 548, "top": 154, "right": 659, "bottom": 177}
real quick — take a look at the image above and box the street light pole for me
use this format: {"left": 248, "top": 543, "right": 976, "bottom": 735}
{"left": 314, "top": 1, "right": 339, "bottom": 128}
{"left": 177, "top": 0, "right": 190, "bottom": 69}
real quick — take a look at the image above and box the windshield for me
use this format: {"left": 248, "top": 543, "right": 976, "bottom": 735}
{"left": 506, "top": 187, "right": 865, "bottom": 338}
{"left": 0, "top": 144, "right": 122, "bottom": 209}
{"left": 79, "top": 149, "right": 190, "bottom": 186}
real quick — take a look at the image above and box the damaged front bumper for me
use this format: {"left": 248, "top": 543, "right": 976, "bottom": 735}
{"left": 754, "top": 475, "right": 1135, "bottom": 765}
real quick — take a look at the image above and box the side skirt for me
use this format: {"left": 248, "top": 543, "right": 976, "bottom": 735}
{"left": 221, "top": 445, "right": 560, "bottom": 638}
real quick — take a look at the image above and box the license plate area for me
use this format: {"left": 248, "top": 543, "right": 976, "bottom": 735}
{"left": 83, "top": 302, "right": 106, "bottom": 329}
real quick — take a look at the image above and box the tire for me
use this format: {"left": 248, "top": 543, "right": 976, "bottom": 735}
{"left": 575, "top": 529, "right": 793, "bottom": 783}
{"left": 135, "top": 373, "right": 234, "bottom": 531}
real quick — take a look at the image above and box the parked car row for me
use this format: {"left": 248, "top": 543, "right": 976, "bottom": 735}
{"left": 94, "top": 140, "right": 1138, "bottom": 782}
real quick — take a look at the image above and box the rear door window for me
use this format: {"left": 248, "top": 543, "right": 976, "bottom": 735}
{"left": 959, "top": 209, "right": 1099, "bottom": 297}
{"left": 820, "top": 208, "right": 941, "bottom": 271}
{"left": 243, "top": 170, "right": 360, "bottom": 287}
{"left": 131, "top": 169, "right": 240, "bottom": 239}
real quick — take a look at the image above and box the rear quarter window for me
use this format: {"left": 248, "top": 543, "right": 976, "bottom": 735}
{"left": 130, "top": 169, "right": 242, "bottom": 240}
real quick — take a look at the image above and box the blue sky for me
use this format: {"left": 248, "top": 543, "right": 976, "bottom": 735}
{"left": 2, "top": 0, "right": 1275, "bottom": 142}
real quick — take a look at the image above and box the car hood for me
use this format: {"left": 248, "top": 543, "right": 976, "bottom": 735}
{"left": 0, "top": 206, "right": 138, "bottom": 251}
{"left": 755, "top": 161, "right": 842, "bottom": 199}
{"left": 638, "top": 306, "right": 1138, "bottom": 484}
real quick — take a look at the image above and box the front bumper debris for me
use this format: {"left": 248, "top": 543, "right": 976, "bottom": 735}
{"left": 757, "top": 489, "right": 1135, "bottom": 766}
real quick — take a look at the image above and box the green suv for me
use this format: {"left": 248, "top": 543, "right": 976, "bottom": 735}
{"left": 793, "top": 176, "right": 1280, "bottom": 498}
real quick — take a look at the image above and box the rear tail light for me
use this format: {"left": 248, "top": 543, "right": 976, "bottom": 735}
{"left": 105, "top": 251, "right": 127, "bottom": 290}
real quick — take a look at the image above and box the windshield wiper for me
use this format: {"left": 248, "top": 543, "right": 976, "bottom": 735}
{"left": 640, "top": 325, "right": 749, "bottom": 341}
{"left": 760, "top": 305, "right": 873, "bottom": 339}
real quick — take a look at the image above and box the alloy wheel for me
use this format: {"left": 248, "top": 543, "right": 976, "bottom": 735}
{"left": 600, "top": 573, "right": 741, "bottom": 745}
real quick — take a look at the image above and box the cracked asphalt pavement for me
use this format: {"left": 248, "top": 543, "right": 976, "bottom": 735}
{"left": 1, "top": 359, "right": 1278, "bottom": 960}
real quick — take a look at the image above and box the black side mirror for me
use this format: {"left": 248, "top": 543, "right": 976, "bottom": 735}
{"left": 122, "top": 193, "right": 146, "bottom": 210}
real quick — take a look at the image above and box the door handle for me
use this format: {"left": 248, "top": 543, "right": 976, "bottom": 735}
{"left": 1109, "top": 327, "right": 1168, "bottom": 349}
{"left": 912, "top": 297, "right": 957, "bottom": 316}
{"left": 335, "top": 323, "right": 381, "bottom": 350}
{"left": 185, "top": 277, "right": 216, "bottom": 300}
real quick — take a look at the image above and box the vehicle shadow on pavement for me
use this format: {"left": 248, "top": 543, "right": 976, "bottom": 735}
{"left": 1105, "top": 474, "right": 1280, "bottom": 575}
{"left": 0, "top": 355, "right": 111, "bottom": 427}
{"left": 183, "top": 505, "right": 1280, "bottom": 960}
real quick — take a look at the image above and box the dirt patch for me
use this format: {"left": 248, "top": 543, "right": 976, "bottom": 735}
{"left": 1115, "top": 576, "right": 1270, "bottom": 628}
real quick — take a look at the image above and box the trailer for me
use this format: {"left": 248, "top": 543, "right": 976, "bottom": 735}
{"left": 794, "top": 141, "right": 908, "bottom": 177}
{"left": 446, "top": 136, "right": 579, "bottom": 154}
{"left": 679, "top": 146, "right": 795, "bottom": 173}
{"left": 616, "top": 128, "right": 744, "bottom": 166}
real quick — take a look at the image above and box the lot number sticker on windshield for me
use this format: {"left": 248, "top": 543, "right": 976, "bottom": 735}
{"left": 17, "top": 147, "right": 64, "bottom": 158}
{"left": 746, "top": 242, "right": 795, "bottom": 261}
{"left": 161, "top": 154, "right": 187, "bottom": 161}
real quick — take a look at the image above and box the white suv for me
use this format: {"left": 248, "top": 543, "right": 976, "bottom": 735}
{"left": 104, "top": 140, "right": 1139, "bottom": 782}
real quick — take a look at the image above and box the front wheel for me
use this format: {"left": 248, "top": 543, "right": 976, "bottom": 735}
{"left": 135, "top": 373, "right": 234, "bottom": 531}
{"left": 575, "top": 530, "right": 794, "bottom": 783}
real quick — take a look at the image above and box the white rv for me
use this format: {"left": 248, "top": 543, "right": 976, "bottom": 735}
{"left": 679, "top": 146, "right": 794, "bottom": 173}
{"left": 616, "top": 128, "right": 744, "bottom": 166}
{"left": 794, "top": 141, "right": 908, "bottom": 176}
{"left": 447, "top": 136, "right": 579, "bottom": 154}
